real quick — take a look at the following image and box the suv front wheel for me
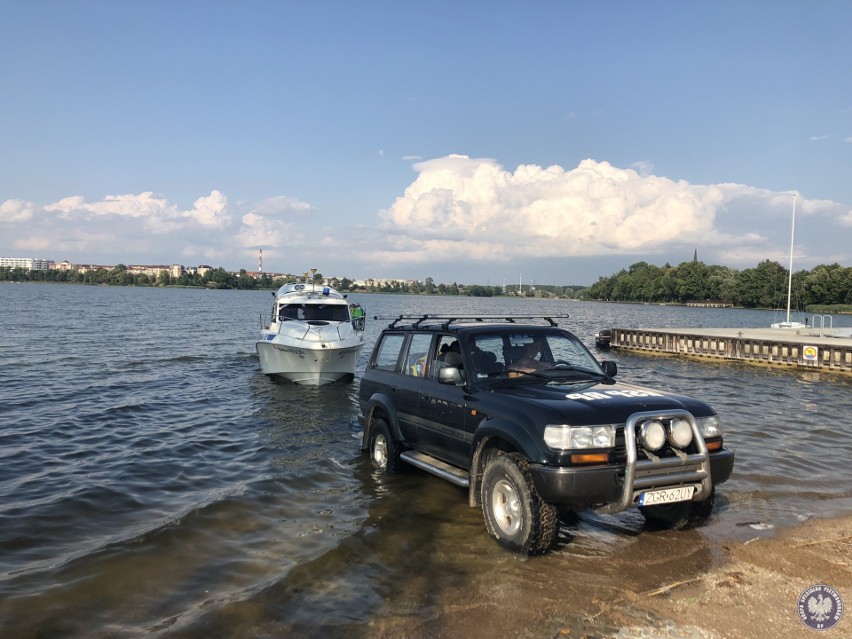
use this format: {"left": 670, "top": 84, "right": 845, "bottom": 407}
{"left": 481, "top": 453, "right": 559, "bottom": 555}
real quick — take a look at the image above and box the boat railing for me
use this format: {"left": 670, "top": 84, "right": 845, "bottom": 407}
{"left": 260, "top": 312, "right": 300, "bottom": 330}
{"left": 264, "top": 317, "right": 361, "bottom": 342}
{"left": 810, "top": 315, "right": 833, "bottom": 337}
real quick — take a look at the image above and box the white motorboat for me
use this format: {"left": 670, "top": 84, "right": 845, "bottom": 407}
{"left": 771, "top": 193, "right": 807, "bottom": 330}
{"left": 256, "top": 280, "right": 365, "bottom": 385}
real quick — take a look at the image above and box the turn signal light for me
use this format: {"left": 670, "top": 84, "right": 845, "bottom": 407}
{"left": 706, "top": 440, "right": 722, "bottom": 452}
{"left": 570, "top": 453, "right": 609, "bottom": 465}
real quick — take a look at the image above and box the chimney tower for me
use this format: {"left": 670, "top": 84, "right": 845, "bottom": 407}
{"left": 258, "top": 249, "right": 263, "bottom": 273}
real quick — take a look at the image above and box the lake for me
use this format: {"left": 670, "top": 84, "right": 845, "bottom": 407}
{"left": 1, "top": 283, "right": 850, "bottom": 637}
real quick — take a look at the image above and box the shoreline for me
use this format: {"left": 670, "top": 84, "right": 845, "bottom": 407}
{"left": 371, "top": 511, "right": 852, "bottom": 639}
{"left": 605, "top": 511, "right": 852, "bottom": 639}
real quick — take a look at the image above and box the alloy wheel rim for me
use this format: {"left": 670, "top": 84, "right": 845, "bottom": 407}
{"left": 492, "top": 478, "right": 522, "bottom": 535}
{"left": 373, "top": 434, "right": 388, "bottom": 469}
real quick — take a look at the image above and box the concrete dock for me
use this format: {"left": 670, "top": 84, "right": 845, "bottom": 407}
{"left": 609, "top": 326, "right": 852, "bottom": 375}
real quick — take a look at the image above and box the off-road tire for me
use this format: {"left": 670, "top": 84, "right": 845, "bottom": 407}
{"left": 369, "top": 417, "right": 401, "bottom": 474}
{"left": 481, "top": 452, "right": 559, "bottom": 555}
{"left": 639, "top": 487, "right": 715, "bottom": 530}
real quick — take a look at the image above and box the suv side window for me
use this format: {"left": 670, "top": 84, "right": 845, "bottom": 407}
{"left": 373, "top": 333, "right": 406, "bottom": 371}
{"left": 470, "top": 334, "right": 507, "bottom": 375}
{"left": 406, "top": 333, "right": 434, "bottom": 377}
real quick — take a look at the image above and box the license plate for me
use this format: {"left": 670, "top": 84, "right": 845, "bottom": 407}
{"left": 638, "top": 486, "right": 695, "bottom": 506}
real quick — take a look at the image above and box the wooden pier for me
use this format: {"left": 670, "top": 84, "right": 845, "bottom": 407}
{"left": 609, "top": 327, "right": 852, "bottom": 375}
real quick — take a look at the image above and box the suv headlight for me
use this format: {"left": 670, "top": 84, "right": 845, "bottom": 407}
{"left": 697, "top": 415, "right": 723, "bottom": 438}
{"left": 544, "top": 424, "right": 615, "bottom": 450}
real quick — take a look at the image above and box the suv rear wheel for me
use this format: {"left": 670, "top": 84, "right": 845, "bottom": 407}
{"left": 481, "top": 452, "right": 558, "bottom": 555}
{"left": 369, "top": 417, "right": 400, "bottom": 474}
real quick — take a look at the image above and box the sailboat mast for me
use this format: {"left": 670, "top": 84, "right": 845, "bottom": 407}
{"left": 785, "top": 193, "right": 797, "bottom": 324}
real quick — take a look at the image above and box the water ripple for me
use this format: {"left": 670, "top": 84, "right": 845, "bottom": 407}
{"left": 1, "top": 284, "right": 851, "bottom": 637}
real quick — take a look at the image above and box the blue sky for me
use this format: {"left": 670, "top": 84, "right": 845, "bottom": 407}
{"left": 1, "top": 1, "right": 850, "bottom": 285}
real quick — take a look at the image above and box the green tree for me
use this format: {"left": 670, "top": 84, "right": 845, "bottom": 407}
{"left": 206, "top": 267, "right": 235, "bottom": 289}
{"left": 675, "top": 261, "right": 709, "bottom": 302}
{"left": 237, "top": 269, "right": 256, "bottom": 289}
{"left": 735, "top": 260, "right": 787, "bottom": 308}
{"left": 804, "top": 264, "right": 849, "bottom": 306}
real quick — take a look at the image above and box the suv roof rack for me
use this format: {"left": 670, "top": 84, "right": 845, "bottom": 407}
{"left": 379, "top": 314, "right": 570, "bottom": 330}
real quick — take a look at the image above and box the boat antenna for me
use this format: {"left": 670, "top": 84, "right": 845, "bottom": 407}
{"left": 785, "top": 193, "right": 797, "bottom": 324}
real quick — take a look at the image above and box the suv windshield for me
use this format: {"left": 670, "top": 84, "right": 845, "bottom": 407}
{"left": 470, "top": 331, "right": 604, "bottom": 381}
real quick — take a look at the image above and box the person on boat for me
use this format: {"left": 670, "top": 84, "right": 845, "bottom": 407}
{"left": 350, "top": 304, "right": 365, "bottom": 330}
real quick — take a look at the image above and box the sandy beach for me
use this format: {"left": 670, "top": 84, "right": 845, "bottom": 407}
{"left": 367, "top": 513, "right": 851, "bottom": 639}
{"left": 601, "top": 513, "right": 852, "bottom": 639}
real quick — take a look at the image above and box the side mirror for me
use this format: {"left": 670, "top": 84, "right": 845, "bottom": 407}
{"left": 600, "top": 360, "right": 617, "bottom": 377}
{"left": 438, "top": 366, "right": 464, "bottom": 385}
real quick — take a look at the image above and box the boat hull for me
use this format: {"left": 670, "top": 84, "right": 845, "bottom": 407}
{"left": 256, "top": 340, "right": 363, "bottom": 385}
{"left": 770, "top": 321, "right": 807, "bottom": 329}
{"left": 256, "top": 281, "right": 365, "bottom": 385}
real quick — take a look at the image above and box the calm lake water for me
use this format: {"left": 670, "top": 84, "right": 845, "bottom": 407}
{"left": 1, "top": 283, "right": 851, "bottom": 638}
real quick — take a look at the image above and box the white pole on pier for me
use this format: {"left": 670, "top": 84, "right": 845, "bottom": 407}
{"left": 785, "top": 194, "right": 796, "bottom": 324}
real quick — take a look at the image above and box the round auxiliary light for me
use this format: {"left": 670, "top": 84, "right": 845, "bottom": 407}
{"left": 639, "top": 419, "right": 666, "bottom": 451}
{"left": 668, "top": 418, "right": 693, "bottom": 449}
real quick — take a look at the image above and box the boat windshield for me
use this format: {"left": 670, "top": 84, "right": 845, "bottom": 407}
{"left": 278, "top": 303, "right": 349, "bottom": 322}
{"left": 470, "top": 330, "right": 604, "bottom": 381}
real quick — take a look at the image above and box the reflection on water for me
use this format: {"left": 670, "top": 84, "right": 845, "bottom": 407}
{"left": 0, "top": 284, "right": 850, "bottom": 637}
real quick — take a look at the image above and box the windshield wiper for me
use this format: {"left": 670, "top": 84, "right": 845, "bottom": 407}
{"left": 543, "top": 363, "right": 610, "bottom": 380}
{"left": 476, "top": 368, "right": 549, "bottom": 382}
{"left": 503, "top": 368, "right": 551, "bottom": 381}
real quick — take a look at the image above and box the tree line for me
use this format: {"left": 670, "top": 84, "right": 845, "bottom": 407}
{"left": 2, "top": 259, "right": 849, "bottom": 310}
{"left": 0, "top": 266, "right": 584, "bottom": 298}
{"left": 579, "top": 260, "right": 851, "bottom": 310}
{"left": 0, "top": 264, "right": 266, "bottom": 289}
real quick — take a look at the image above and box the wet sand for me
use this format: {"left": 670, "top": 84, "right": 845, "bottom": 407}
{"left": 367, "top": 513, "right": 851, "bottom": 639}
{"left": 627, "top": 513, "right": 852, "bottom": 639}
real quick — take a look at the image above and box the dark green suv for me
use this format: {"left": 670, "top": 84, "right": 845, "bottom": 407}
{"left": 358, "top": 315, "right": 734, "bottom": 555}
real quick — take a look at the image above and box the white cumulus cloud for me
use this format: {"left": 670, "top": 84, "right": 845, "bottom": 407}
{"left": 236, "top": 211, "right": 304, "bottom": 249}
{"left": 183, "top": 190, "right": 230, "bottom": 229}
{"left": 43, "top": 190, "right": 231, "bottom": 231}
{"left": 253, "top": 195, "right": 314, "bottom": 216}
{"left": 46, "top": 192, "right": 171, "bottom": 220}
{"left": 379, "top": 155, "right": 727, "bottom": 262}
{"left": 0, "top": 199, "right": 35, "bottom": 223}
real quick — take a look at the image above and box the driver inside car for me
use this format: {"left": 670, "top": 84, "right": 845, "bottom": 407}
{"left": 511, "top": 339, "right": 548, "bottom": 374}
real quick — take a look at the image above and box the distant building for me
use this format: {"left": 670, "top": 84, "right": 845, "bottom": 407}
{"left": 126, "top": 264, "right": 175, "bottom": 277}
{"left": 74, "top": 264, "right": 113, "bottom": 273}
{"left": 0, "top": 257, "right": 55, "bottom": 270}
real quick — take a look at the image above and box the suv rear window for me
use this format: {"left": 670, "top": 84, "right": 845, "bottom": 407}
{"left": 406, "top": 333, "right": 433, "bottom": 377}
{"left": 373, "top": 334, "right": 405, "bottom": 371}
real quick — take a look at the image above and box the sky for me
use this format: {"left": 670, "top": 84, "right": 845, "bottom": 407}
{"left": 1, "top": 1, "right": 850, "bottom": 286}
